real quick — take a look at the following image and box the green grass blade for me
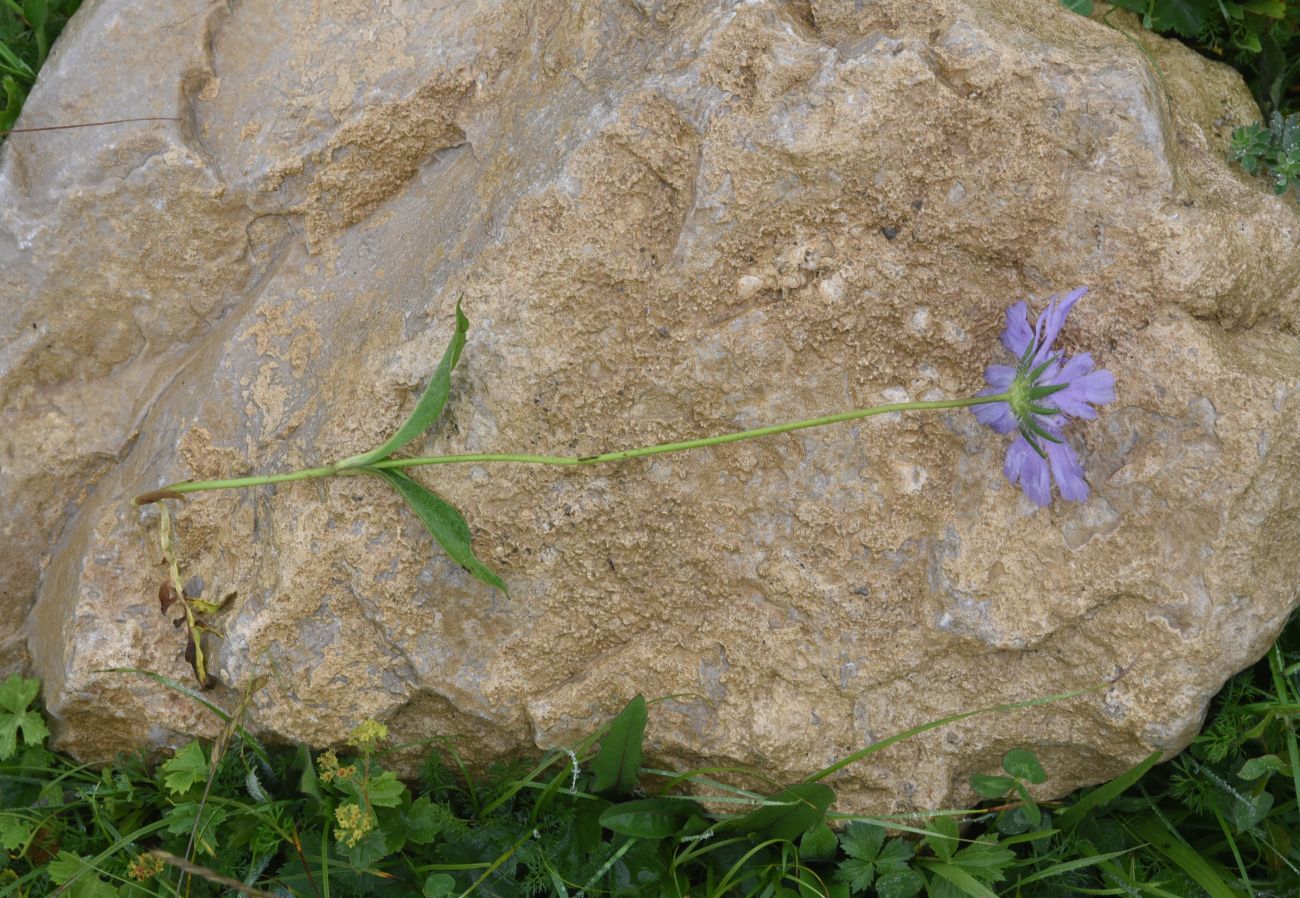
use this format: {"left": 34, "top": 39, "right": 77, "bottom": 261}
{"left": 719, "top": 783, "right": 835, "bottom": 841}
{"left": 336, "top": 299, "right": 468, "bottom": 470}
{"left": 1054, "top": 751, "right": 1163, "bottom": 829}
{"left": 923, "top": 862, "right": 998, "bottom": 898}
{"left": 370, "top": 468, "right": 506, "bottom": 593}
{"left": 93, "top": 667, "right": 272, "bottom": 765}
{"left": 1012, "top": 849, "right": 1135, "bottom": 887}
{"left": 1129, "top": 816, "right": 1239, "bottom": 898}
{"left": 0, "top": 40, "right": 33, "bottom": 78}
{"left": 805, "top": 685, "right": 1106, "bottom": 782}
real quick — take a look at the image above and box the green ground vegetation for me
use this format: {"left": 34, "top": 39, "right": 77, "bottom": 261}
{"left": 1, "top": 610, "right": 1297, "bottom": 897}
{"left": 0, "top": 0, "right": 79, "bottom": 132}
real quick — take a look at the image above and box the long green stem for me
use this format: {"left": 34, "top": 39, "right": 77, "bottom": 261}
{"left": 136, "top": 393, "right": 1008, "bottom": 502}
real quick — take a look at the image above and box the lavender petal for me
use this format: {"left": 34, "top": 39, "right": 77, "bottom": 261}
{"left": 1000, "top": 301, "right": 1034, "bottom": 356}
{"left": 1052, "top": 368, "right": 1115, "bottom": 419}
{"left": 1046, "top": 437, "right": 1090, "bottom": 502}
{"left": 1004, "top": 436, "right": 1052, "bottom": 506}
{"left": 1031, "top": 287, "right": 1087, "bottom": 366}
{"left": 972, "top": 398, "right": 1016, "bottom": 434}
{"left": 983, "top": 364, "right": 1016, "bottom": 389}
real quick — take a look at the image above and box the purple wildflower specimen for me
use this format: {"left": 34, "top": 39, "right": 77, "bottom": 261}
{"left": 972, "top": 287, "right": 1115, "bottom": 507}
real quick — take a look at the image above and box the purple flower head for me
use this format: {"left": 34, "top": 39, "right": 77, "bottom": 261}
{"left": 971, "top": 287, "right": 1115, "bottom": 507}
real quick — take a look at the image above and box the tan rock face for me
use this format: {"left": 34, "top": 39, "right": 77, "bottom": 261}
{"left": 4, "top": 0, "right": 1298, "bottom": 811}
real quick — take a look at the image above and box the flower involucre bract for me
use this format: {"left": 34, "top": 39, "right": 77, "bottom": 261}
{"left": 972, "top": 287, "right": 1115, "bottom": 507}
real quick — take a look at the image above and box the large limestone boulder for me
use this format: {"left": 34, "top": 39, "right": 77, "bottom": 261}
{"left": 4, "top": 0, "right": 1298, "bottom": 812}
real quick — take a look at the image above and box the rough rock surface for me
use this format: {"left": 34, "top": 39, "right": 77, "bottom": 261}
{"left": 3, "top": 0, "right": 1299, "bottom": 812}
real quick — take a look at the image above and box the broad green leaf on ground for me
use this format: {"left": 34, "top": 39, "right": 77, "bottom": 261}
{"left": 800, "top": 822, "right": 838, "bottom": 860}
{"left": 1107, "top": 0, "right": 1205, "bottom": 35}
{"left": 424, "top": 874, "right": 456, "bottom": 898}
{"left": 371, "top": 468, "right": 506, "bottom": 593}
{"left": 47, "top": 852, "right": 124, "bottom": 898}
{"left": 396, "top": 796, "right": 450, "bottom": 844}
{"left": 364, "top": 770, "right": 407, "bottom": 808}
{"left": 924, "top": 816, "right": 960, "bottom": 861}
{"left": 337, "top": 299, "right": 468, "bottom": 469}
{"left": 0, "top": 812, "right": 33, "bottom": 850}
{"left": 348, "top": 828, "right": 393, "bottom": 870}
{"left": 837, "top": 823, "right": 915, "bottom": 892}
{"left": 971, "top": 774, "right": 1016, "bottom": 799}
{"left": 0, "top": 675, "right": 49, "bottom": 760}
{"left": 1002, "top": 749, "right": 1047, "bottom": 784}
{"left": 160, "top": 740, "right": 208, "bottom": 795}
{"left": 876, "top": 869, "right": 925, "bottom": 898}
{"left": 163, "top": 802, "right": 229, "bottom": 856}
{"left": 591, "top": 694, "right": 647, "bottom": 796}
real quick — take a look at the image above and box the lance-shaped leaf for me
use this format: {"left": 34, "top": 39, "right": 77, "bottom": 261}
{"left": 720, "top": 782, "right": 835, "bottom": 842}
{"left": 599, "top": 797, "right": 703, "bottom": 839}
{"left": 591, "top": 694, "right": 648, "bottom": 796}
{"left": 371, "top": 468, "right": 507, "bottom": 594}
{"left": 336, "top": 299, "right": 469, "bottom": 470}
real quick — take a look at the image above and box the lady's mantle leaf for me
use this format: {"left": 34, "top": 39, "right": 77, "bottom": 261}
{"left": 164, "top": 802, "right": 229, "bottom": 856}
{"left": 336, "top": 299, "right": 469, "bottom": 470}
{"left": 161, "top": 740, "right": 209, "bottom": 795}
{"left": 0, "top": 675, "right": 49, "bottom": 760}
{"left": 591, "top": 694, "right": 648, "bottom": 796}
{"left": 371, "top": 469, "right": 506, "bottom": 594}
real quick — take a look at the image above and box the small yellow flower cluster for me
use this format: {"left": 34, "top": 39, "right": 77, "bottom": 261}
{"left": 316, "top": 749, "right": 357, "bottom": 783}
{"left": 128, "top": 853, "right": 166, "bottom": 881}
{"left": 347, "top": 719, "right": 389, "bottom": 751}
{"left": 334, "top": 802, "right": 375, "bottom": 847}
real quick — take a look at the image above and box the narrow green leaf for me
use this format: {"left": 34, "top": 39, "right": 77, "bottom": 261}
{"left": 591, "top": 694, "right": 647, "bottom": 796}
{"left": 22, "top": 0, "right": 47, "bottom": 32}
{"left": 1054, "top": 751, "right": 1161, "bottom": 829}
{"left": 0, "top": 75, "right": 27, "bottom": 133}
{"left": 371, "top": 468, "right": 506, "bottom": 594}
{"left": 1059, "top": 0, "right": 1093, "bottom": 15}
{"left": 924, "top": 862, "right": 999, "bottom": 898}
{"left": 1012, "top": 848, "right": 1134, "bottom": 887}
{"left": 0, "top": 43, "right": 33, "bottom": 79}
{"left": 599, "top": 797, "right": 699, "bottom": 838}
{"left": 724, "top": 782, "right": 836, "bottom": 842}
{"left": 1129, "top": 816, "right": 1238, "bottom": 898}
{"left": 336, "top": 299, "right": 468, "bottom": 469}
